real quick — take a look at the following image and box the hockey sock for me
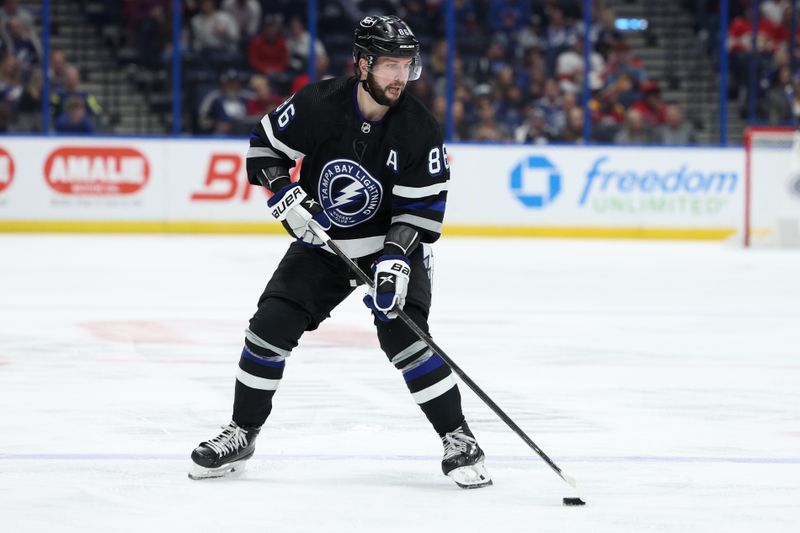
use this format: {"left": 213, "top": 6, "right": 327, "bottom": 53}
{"left": 378, "top": 306, "right": 465, "bottom": 435}
{"left": 395, "top": 345, "right": 464, "bottom": 434}
{"left": 232, "top": 332, "right": 288, "bottom": 427}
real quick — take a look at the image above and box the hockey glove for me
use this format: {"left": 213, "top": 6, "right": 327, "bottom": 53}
{"left": 267, "top": 183, "right": 332, "bottom": 247}
{"left": 363, "top": 255, "right": 411, "bottom": 321}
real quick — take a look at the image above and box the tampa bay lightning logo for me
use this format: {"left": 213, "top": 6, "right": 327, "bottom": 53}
{"left": 318, "top": 159, "right": 383, "bottom": 227}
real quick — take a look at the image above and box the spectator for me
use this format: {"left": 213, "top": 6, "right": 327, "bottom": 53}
{"left": 48, "top": 49, "right": 68, "bottom": 91}
{"left": 452, "top": 0, "right": 480, "bottom": 41}
{"left": 515, "top": 107, "right": 552, "bottom": 144}
{"left": 594, "top": 7, "right": 623, "bottom": 60}
{"left": 556, "top": 36, "right": 604, "bottom": 94}
{"left": 130, "top": 0, "right": 170, "bottom": 69}
{"left": 54, "top": 95, "right": 95, "bottom": 134}
{"left": 408, "top": 72, "right": 435, "bottom": 110}
{"left": 290, "top": 52, "right": 331, "bottom": 94}
{"left": 497, "top": 84, "right": 525, "bottom": 130}
{"left": 543, "top": 5, "right": 578, "bottom": 74}
{"left": 534, "top": 78, "right": 565, "bottom": 136}
{"left": 631, "top": 81, "right": 667, "bottom": 126}
{"left": 432, "top": 95, "right": 469, "bottom": 140}
{"left": 400, "top": 0, "right": 440, "bottom": 39}
{"left": 654, "top": 103, "right": 697, "bottom": 145}
{"left": 285, "top": 15, "right": 326, "bottom": 73}
{"left": 0, "top": 54, "right": 22, "bottom": 107}
{"left": 468, "top": 94, "right": 512, "bottom": 141}
{"left": 0, "top": 97, "right": 10, "bottom": 131}
{"left": 50, "top": 65, "right": 102, "bottom": 119}
{"left": 191, "top": 0, "right": 239, "bottom": 54}
{"left": 2, "top": 16, "right": 41, "bottom": 69}
{"left": 614, "top": 108, "right": 652, "bottom": 144}
{"left": 488, "top": 0, "right": 532, "bottom": 33}
{"left": 491, "top": 64, "right": 516, "bottom": 96}
{"left": 13, "top": 66, "right": 41, "bottom": 131}
{"left": 246, "top": 74, "right": 283, "bottom": 117}
{"left": 602, "top": 39, "right": 647, "bottom": 87}
{"left": 557, "top": 106, "right": 585, "bottom": 144}
{"left": 761, "top": 0, "right": 790, "bottom": 25}
{"left": 427, "top": 39, "right": 449, "bottom": 80}
{"left": 726, "top": 7, "right": 788, "bottom": 98}
{"left": 607, "top": 73, "right": 640, "bottom": 108}
{"left": 247, "top": 15, "right": 289, "bottom": 75}
{"left": 519, "top": 50, "right": 548, "bottom": 100}
{"left": 433, "top": 54, "right": 473, "bottom": 99}
{"left": 464, "top": 37, "right": 508, "bottom": 84}
{"left": 589, "top": 89, "right": 625, "bottom": 142}
{"left": 197, "top": 69, "right": 251, "bottom": 134}
{"left": 222, "top": 0, "right": 261, "bottom": 40}
{"left": 0, "top": 0, "right": 35, "bottom": 32}
{"left": 763, "top": 66, "right": 796, "bottom": 124}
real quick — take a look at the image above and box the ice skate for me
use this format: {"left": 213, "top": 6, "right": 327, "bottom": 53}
{"left": 189, "top": 421, "right": 260, "bottom": 480}
{"left": 440, "top": 421, "right": 492, "bottom": 489}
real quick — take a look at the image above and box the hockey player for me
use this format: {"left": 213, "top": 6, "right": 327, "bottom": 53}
{"left": 189, "top": 15, "right": 492, "bottom": 489}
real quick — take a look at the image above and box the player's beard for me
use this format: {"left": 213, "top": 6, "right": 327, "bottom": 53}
{"left": 366, "top": 73, "right": 405, "bottom": 107}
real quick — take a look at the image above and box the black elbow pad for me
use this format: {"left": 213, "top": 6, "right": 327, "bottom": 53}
{"left": 256, "top": 166, "right": 291, "bottom": 193}
{"left": 384, "top": 224, "right": 420, "bottom": 256}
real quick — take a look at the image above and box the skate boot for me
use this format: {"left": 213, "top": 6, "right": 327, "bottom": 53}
{"left": 440, "top": 421, "right": 492, "bottom": 489}
{"left": 189, "top": 421, "right": 260, "bottom": 480}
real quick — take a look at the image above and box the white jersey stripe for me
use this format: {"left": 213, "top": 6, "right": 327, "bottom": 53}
{"left": 322, "top": 236, "right": 385, "bottom": 258}
{"left": 245, "top": 328, "right": 291, "bottom": 358}
{"left": 411, "top": 374, "right": 456, "bottom": 404}
{"left": 247, "top": 146, "right": 285, "bottom": 160}
{"left": 390, "top": 340, "right": 428, "bottom": 366}
{"left": 401, "top": 349, "right": 436, "bottom": 375}
{"left": 391, "top": 214, "right": 443, "bottom": 234}
{"left": 236, "top": 368, "right": 281, "bottom": 391}
{"left": 392, "top": 181, "right": 449, "bottom": 199}
{"left": 260, "top": 115, "right": 305, "bottom": 161}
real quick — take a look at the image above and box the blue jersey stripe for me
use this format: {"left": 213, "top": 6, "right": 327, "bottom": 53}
{"left": 241, "top": 346, "right": 286, "bottom": 368}
{"left": 394, "top": 199, "right": 446, "bottom": 213}
{"left": 403, "top": 354, "right": 445, "bottom": 382}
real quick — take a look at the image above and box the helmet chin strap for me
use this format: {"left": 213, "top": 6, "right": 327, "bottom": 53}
{"left": 361, "top": 78, "right": 374, "bottom": 97}
{"left": 360, "top": 54, "right": 376, "bottom": 97}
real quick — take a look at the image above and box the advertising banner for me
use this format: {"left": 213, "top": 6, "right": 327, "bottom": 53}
{"left": 0, "top": 137, "right": 744, "bottom": 239}
{"left": 445, "top": 144, "right": 743, "bottom": 237}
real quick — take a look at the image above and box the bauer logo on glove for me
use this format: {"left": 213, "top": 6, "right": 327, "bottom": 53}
{"left": 269, "top": 186, "right": 305, "bottom": 220}
{"left": 267, "top": 183, "right": 332, "bottom": 247}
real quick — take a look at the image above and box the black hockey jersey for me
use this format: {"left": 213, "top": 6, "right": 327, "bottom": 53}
{"left": 246, "top": 76, "right": 449, "bottom": 258}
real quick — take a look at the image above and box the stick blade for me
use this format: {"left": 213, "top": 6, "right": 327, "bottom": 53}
{"left": 560, "top": 471, "right": 577, "bottom": 488}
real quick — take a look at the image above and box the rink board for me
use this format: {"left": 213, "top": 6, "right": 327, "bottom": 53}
{"left": 0, "top": 137, "right": 742, "bottom": 239}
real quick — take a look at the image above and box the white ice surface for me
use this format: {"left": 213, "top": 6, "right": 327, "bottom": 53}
{"left": 1, "top": 235, "right": 798, "bottom": 533}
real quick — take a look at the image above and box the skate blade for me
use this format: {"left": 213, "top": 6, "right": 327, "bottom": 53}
{"left": 188, "top": 457, "right": 250, "bottom": 480}
{"left": 447, "top": 461, "right": 493, "bottom": 489}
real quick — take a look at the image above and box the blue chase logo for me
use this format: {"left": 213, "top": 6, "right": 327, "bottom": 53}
{"left": 510, "top": 155, "right": 561, "bottom": 208}
{"left": 318, "top": 158, "right": 383, "bottom": 227}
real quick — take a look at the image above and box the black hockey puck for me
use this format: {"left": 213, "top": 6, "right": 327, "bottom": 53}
{"left": 562, "top": 497, "right": 586, "bottom": 506}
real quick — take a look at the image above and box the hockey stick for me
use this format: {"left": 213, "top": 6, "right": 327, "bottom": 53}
{"left": 308, "top": 221, "right": 579, "bottom": 490}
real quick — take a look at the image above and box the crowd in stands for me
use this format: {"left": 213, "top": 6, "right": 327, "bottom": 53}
{"left": 3, "top": 0, "right": 798, "bottom": 139}
{"left": 168, "top": 0, "right": 704, "bottom": 144}
{"left": 687, "top": 0, "right": 800, "bottom": 125}
{"left": 0, "top": 0, "right": 105, "bottom": 133}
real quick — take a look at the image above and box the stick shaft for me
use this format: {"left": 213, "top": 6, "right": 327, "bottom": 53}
{"left": 314, "top": 228, "right": 575, "bottom": 486}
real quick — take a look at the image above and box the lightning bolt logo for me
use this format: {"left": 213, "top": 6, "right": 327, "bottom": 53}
{"left": 318, "top": 158, "right": 383, "bottom": 227}
{"left": 332, "top": 182, "right": 364, "bottom": 208}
